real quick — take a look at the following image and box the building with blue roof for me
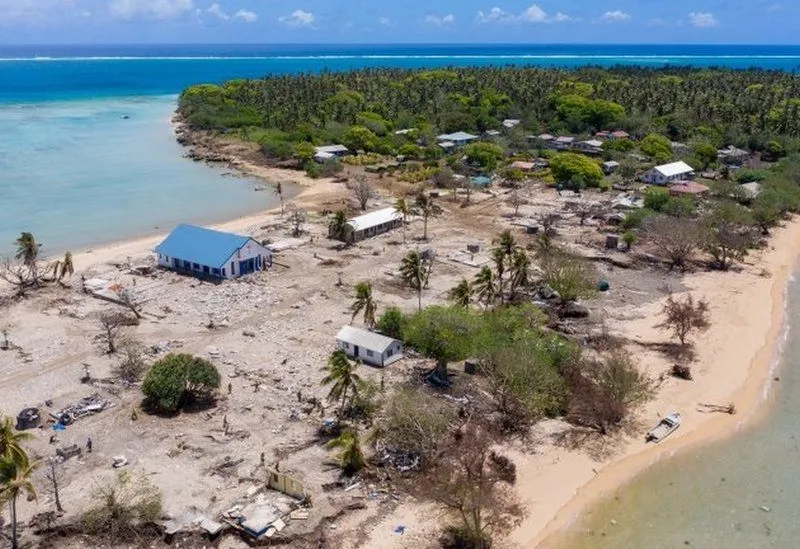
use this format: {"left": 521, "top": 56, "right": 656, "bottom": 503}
{"left": 155, "top": 224, "right": 272, "bottom": 279}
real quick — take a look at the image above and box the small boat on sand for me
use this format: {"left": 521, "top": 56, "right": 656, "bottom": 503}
{"left": 645, "top": 412, "right": 681, "bottom": 443}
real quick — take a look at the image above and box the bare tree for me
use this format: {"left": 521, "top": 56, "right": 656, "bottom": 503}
{"left": 116, "top": 288, "right": 142, "bottom": 320}
{"left": 0, "top": 258, "right": 40, "bottom": 297}
{"left": 566, "top": 350, "right": 654, "bottom": 435}
{"left": 98, "top": 312, "right": 127, "bottom": 354}
{"left": 113, "top": 338, "right": 148, "bottom": 383}
{"left": 656, "top": 293, "right": 711, "bottom": 347}
{"left": 423, "top": 424, "right": 525, "bottom": 548}
{"left": 642, "top": 215, "right": 707, "bottom": 271}
{"left": 45, "top": 458, "right": 64, "bottom": 513}
{"left": 287, "top": 205, "right": 307, "bottom": 237}
{"left": 570, "top": 199, "right": 602, "bottom": 226}
{"left": 274, "top": 181, "right": 285, "bottom": 216}
{"left": 507, "top": 187, "right": 524, "bottom": 217}
{"left": 351, "top": 175, "right": 374, "bottom": 211}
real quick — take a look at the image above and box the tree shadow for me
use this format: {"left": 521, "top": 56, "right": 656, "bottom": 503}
{"left": 551, "top": 418, "right": 642, "bottom": 462}
{"left": 633, "top": 340, "right": 696, "bottom": 363}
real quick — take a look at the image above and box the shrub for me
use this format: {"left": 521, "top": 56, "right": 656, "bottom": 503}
{"left": 142, "top": 353, "right": 221, "bottom": 413}
{"left": 621, "top": 208, "right": 653, "bottom": 230}
{"left": 83, "top": 471, "right": 163, "bottom": 542}
{"left": 550, "top": 153, "right": 604, "bottom": 188}
{"left": 376, "top": 307, "right": 408, "bottom": 340}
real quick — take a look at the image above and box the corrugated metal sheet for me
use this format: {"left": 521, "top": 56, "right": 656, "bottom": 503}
{"left": 155, "top": 224, "right": 252, "bottom": 269}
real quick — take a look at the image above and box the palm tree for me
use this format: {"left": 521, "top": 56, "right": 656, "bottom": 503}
{"left": 0, "top": 452, "right": 39, "bottom": 549}
{"left": 413, "top": 193, "right": 442, "bottom": 241}
{"left": 0, "top": 417, "right": 33, "bottom": 465}
{"left": 14, "top": 232, "right": 40, "bottom": 282}
{"left": 393, "top": 196, "right": 411, "bottom": 243}
{"left": 321, "top": 350, "right": 363, "bottom": 421}
{"left": 472, "top": 266, "right": 497, "bottom": 310}
{"left": 497, "top": 230, "right": 517, "bottom": 256}
{"left": 274, "top": 181, "right": 284, "bottom": 216}
{"left": 447, "top": 278, "right": 473, "bottom": 307}
{"left": 328, "top": 210, "right": 353, "bottom": 245}
{"left": 508, "top": 249, "right": 531, "bottom": 299}
{"left": 399, "top": 250, "right": 432, "bottom": 311}
{"left": 325, "top": 428, "right": 365, "bottom": 475}
{"left": 350, "top": 281, "right": 377, "bottom": 328}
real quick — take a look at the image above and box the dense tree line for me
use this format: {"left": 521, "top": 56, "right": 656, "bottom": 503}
{"left": 179, "top": 67, "right": 800, "bottom": 155}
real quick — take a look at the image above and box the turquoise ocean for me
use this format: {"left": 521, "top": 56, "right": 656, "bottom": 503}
{"left": 3, "top": 43, "right": 800, "bottom": 257}
{"left": 3, "top": 42, "right": 800, "bottom": 546}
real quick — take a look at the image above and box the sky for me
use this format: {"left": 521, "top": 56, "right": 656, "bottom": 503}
{"left": 0, "top": 0, "right": 796, "bottom": 45}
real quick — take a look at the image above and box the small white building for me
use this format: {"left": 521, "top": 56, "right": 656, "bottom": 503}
{"left": 642, "top": 161, "right": 695, "bottom": 185}
{"left": 314, "top": 144, "right": 349, "bottom": 162}
{"left": 336, "top": 325, "right": 403, "bottom": 367}
{"left": 156, "top": 224, "right": 272, "bottom": 279}
{"left": 603, "top": 160, "right": 620, "bottom": 175}
{"left": 502, "top": 119, "right": 521, "bottom": 129}
{"left": 436, "top": 131, "right": 479, "bottom": 147}
{"left": 346, "top": 207, "right": 403, "bottom": 242}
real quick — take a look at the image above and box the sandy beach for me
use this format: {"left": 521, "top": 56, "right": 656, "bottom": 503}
{"left": 531, "top": 218, "right": 800, "bottom": 548}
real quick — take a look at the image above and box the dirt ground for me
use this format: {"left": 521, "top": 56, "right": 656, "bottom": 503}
{"left": 0, "top": 162, "right": 776, "bottom": 549}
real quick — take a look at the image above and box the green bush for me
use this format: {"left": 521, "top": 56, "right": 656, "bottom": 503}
{"left": 142, "top": 353, "right": 221, "bottom": 413}
{"left": 643, "top": 187, "right": 670, "bottom": 211}
{"left": 376, "top": 307, "right": 407, "bottom": 339}
{"left": 622, "top": 208, "right": 653, "bottom": 230}
{"left": 550, "top": 153, "right": 604, "bottom": 188}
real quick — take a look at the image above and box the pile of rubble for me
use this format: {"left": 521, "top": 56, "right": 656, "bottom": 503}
{"left": 50, "top": 393, "right": 113, "bottom": 425}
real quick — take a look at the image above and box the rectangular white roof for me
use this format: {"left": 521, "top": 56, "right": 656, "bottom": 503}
{"left": 654, "top": 161, "right": 695, "bottom": 177}
{"left": 437, "top": 131, "right": 478, "bottom": 142}
{"left": 347, "top": 207, "right": 400, "bottom": 232}
{"left": 582, "top": 139, "right": 604, "bottom": 147}
{"left": 555, "top": 136, "right": 576, "bottom": 143}
{"left": 314, "top": 144, "right": 349, "bottom": 154}
{"left": 336, "top": 325, "right": 400, "bottom": 354}
{"left": 502, "top": 119, "right": 521, "bottom": 127}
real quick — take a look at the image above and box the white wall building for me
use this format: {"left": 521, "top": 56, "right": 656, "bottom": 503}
{"left": 346, "top": 207, "right": 402, "bottom": 242}
{"left": 336, "top": 325, "right": 403, "bottom": 367}
{"left": 156, "top": 224, "right": 272, "bottom": 279}
{"left": 642, "top": 161, "right": 695, "bottom": 185}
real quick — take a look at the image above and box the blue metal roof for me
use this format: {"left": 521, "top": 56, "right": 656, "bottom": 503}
{"left": 155, "top": 224, "right": 253, "bottom": 269}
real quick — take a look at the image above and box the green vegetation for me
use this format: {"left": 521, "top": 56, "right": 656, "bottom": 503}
{"left": 550, "top": 153, "right": 604, "bottom": 189}
{"left": 141, "top": 353, "right": 221, "bottom": 413}
{"left": 179, "top": 67, "right": 800, "bottom": 164}
{"left": 321, "top": 350, "right": 363, "bottom": 422}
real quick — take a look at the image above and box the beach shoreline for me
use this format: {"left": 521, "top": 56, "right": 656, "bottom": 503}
{"left": 531, "top": 218, "right": 800, "bottom": 548}
{"left": 57, "top": 131, "right": 800, "bottom": 549}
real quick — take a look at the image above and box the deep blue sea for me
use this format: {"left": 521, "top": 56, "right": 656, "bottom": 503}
{"left": 2, "top": 43, "right": 800, "bottom": 257}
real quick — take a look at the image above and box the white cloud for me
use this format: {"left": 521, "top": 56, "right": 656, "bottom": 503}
{"left": 688, "top": 12, "right": 718, "bottom": 27}
{"left": 600, "top": 10, "right": 630, "bottom": 22}
{"left": 477, "top": 7, "right": 516, "bottom": 23}
{"left": 279, "top": 9, "right": 315, "bottom": 28}
{"left": 425, "top": 13, "right": 455, "bottom": 26}
{"left": 379, "top": 16, "right": 391, "bottom": 26}
{"left": 206, "top": 3, "right": 228, "bottom": 19}
{"left": 109, "top": 0, "right": 194, "bottom": 20}
{"left": 234, "top": 9, "right": 257, "bottom": 22}
{"left": 476, "top": 4, "right": 570, "bottom": 24}
{"left": 520, "top": 4, "right": 547, "bottom": 22}
{"left": 767, "top": 3, "right": 782, "bottom": 12}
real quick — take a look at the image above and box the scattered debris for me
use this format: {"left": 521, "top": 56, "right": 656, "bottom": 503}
{"left": 50, "top": 393, "right": 113, "bottom": 425}
{"left": 697, "top": 402, "right": 736, "bottom": 415}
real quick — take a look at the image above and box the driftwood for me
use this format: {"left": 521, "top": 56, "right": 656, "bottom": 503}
{"left": 697, "top": 402, "right": 736, "bottom": 415}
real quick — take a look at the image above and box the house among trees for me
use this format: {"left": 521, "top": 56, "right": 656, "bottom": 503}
{"left": 642, "top": 161, "right": 695, "bottom": 185}
{"left": 436, "top": 131, "right": 478, "bottom": 148}
{"left": 336, "top": 325, "right": 403, "bottom": 367}
{"left": 156, "top": 224, "right": 272, "bottom": 279}
{"left": 574, "top": 139, "right": 604, "bottom": 154}
{"left": 528, "top": 133, "right": 555, "bottom": 146}
{"left": 345, "top": 207, "right": 402, "bottom": 242}
{"left": 502, "top": 118, "right": 521, "bottom": 129}
{"left": 553, "top": 136, "right": 576, "bottom": 150}
{"left": 314, "top": 144, "right": 349, "bottom": 162}
{"left": 717, "top": 145, "right": 749, "bottom": 165}
{"left": 602, "top": 160, "right": 620, "bottom": 175}
{"left": 609, "top": 130, "right": 630, "bottom": 140}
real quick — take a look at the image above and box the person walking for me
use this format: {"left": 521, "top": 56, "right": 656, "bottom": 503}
{"left": 86, "top": 437, "right": 93, "bottom": 453}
